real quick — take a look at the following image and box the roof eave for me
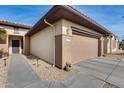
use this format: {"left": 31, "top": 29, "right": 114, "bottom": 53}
{"left": 26, "top": 5, "right": 114, "bottom": 36}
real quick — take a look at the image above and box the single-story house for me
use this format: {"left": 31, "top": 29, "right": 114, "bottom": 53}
{"left": 0, "top": 5, "right": 118, "bottom": 69}
{"left": 25, "top": 5, "right": 118, "bottom": 69}
{"left": 0, "top": 20, "right": 31, "bottom": 56}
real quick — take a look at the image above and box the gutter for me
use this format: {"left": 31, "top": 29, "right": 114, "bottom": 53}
{"left": 27, "top": 5, "right": 115, "bottom": 37}
{"left": 44, "top": 19, "right": 56, "bottom": 67}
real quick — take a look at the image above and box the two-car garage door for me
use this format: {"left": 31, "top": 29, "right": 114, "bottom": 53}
{"left": 71, "top": 33, "right": 99, "bottom": 64}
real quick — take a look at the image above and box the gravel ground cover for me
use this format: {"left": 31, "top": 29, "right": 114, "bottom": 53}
{"left": 25, "top": 55, "right": 79, "bottom": 81}
{"left": 0, "top": 57, "right": 10, "bottom": 88}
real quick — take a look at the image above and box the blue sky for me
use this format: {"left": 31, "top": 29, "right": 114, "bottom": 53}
{"left": 0, "top": 5, "right": 124, "bottom": 40}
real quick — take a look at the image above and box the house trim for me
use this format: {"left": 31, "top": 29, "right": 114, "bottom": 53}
{"left": 71, "top": 26, "right": 102, "bottom": 39}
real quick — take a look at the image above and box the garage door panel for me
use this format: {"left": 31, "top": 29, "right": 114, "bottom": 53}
{"left": 72, "top": 34, "right": 98, "bottom": 64}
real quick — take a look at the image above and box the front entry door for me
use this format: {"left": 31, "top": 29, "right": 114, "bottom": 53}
{"left": 12, "top": 40, "right": 20, "bottom": 53}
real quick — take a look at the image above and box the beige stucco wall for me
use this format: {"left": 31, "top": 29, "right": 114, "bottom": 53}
{"left": 103, "top": 37, "right": 108, "bottom": 54}
{"left": 30, "top": 18, "right": 114, "bottom": 68}
{"left": 104, "top": 37, "right": 111, "bottom": 54}
{"left": 30, "top": 20, "right": 63, "bottom": 64}
{"left": 100, "top": 36, "right": 104, "bottom": 56}
{"left": 103, "top": 35, "right": 118, "bottom": 54}
{"left": 55, "top": 19, "right": 104, "bottom": 68}
{"left": 23, "top": 36, "right": 30, "bottom": 55}
{"left": 62, "top": 19, "right": 104, "bottom": 53}
{"left": 0, "top": 43, "right": 8, "bottom": 53}
{"left": 0, "top": 25, "right": 29, "bottom": 54}
{"left": 0, "top": 25, "right": 28, "bottom": 36}
{"left": 111, "top": 36, "right": 118, "bottom": 52}
{"left": 62, "top": 19, "right": 103, "bottom": 36}
{"left": 62, "top": 19, "right": 118, "bottom": 55}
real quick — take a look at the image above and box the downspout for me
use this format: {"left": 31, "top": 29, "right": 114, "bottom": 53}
{"left": 44, "top": 19, "right": 56, "bottom": 67}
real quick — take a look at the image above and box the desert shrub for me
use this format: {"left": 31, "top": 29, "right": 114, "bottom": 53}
{"left": 119, "top": 40, "right": 124, "bottom": 50}
{"left": 0, "top": 28, "right": 7, "bottom": 40}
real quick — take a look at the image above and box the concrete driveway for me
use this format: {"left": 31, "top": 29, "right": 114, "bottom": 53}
{"left": 76, "top": 57, "right": 124, "bottom": 88}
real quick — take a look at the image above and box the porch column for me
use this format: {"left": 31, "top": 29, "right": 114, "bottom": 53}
{"left": 110, "top": 36, "right": 112, "bottom": 54}
{"left": 6, "top": 35, "right": 9, "bottom": 54}
{"left": 55, "top": 23, "right": 73, "bottom": 69}
{"left": 116, "top": 39, "right": 119, "bottom": 50}
{"left": 55, "top": 34, "right": 72, "bottom": 69}
{"left": 98, "top": 36, "right": 104, "bottom": 56}
{"left": 103, "top": 36, "right": 108, "bottom": 54}
{"left": 23, "top": 36, "right": 30, "bottom": 55}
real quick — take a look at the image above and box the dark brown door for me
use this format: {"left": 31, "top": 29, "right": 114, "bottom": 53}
{"left": 12, "top": 40, "right": 20, "bottom": 53}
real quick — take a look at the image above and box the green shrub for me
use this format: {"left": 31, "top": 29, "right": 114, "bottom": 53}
{"left": 119, "top": 40, "right": 124, "bottom": 50}
{"left": 0, "top": 28, "right": 7, "bottom": 40}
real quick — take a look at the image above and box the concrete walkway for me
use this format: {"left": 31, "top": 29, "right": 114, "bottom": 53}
{"left": 5, "top": 54, "right": 105, "bottom": 88}
{"left": 5, "top": 54, "right": 41, "bottom": 88}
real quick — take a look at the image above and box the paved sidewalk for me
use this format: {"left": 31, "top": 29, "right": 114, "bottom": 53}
{"left": 5, "top": 54, "right": 41, "bottom": 88}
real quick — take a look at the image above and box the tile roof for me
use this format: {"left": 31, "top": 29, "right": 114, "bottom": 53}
{"left": 0, "top": 20, "right": 32, "bottom": 29}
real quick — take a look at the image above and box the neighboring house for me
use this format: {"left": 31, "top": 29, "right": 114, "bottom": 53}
{"left": 104, "top": 35, "right": 118, "bottom": 54}
{"left": 0, "top": 20, "right": 31, "bottom": 55}
{"left": 25, "top": 5, "right": 118, "bottom": 69}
